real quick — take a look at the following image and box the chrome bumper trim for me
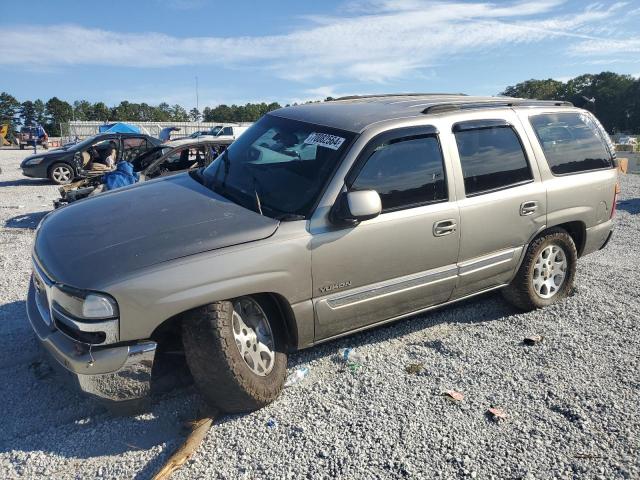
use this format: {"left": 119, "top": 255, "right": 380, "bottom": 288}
{"left": 74, "top": 342, "right": 157, "bottom": 403}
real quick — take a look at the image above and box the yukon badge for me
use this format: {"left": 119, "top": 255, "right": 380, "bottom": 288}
{"left": 319, "top": 281, "right": 352, "bottom": 294}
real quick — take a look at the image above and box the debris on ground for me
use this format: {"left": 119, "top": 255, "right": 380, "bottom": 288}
{"left": 523, "top": 335, "right": 545, "bottom": 346}
{"left": 151, "top": 414, "right": 216, "bottom": 480}
{"left": 266, "top": 418, "right": 278, "bottom": 429}
{"left": 338, "top": 347, "right": 366, "bottom": 366}
{"left": 487, "top": 407, "right": 508, "bottom": 421}
{"left": 443, "top": 390, "right": 464, "bottom": 402}
{"left": 284, "top": 366, "right": 309, "bottom": 387}
{"left": 405, "top": 363, "right": 425, "bottom": 374}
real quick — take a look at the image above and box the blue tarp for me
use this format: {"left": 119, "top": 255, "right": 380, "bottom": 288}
{"left": 103, "top": 161, "right": 139, "bottom": 191}
{"left": 98, "top": 122, "right": 141, "bottom": 134}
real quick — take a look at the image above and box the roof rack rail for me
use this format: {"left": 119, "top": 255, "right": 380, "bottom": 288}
{"left": 331, "top": 93, "right": 468, "bottom": 101}
{"left": 422, "top": 99, "right": 573, "bottom": 114}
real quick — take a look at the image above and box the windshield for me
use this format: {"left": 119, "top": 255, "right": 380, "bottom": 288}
{"left": 70, "top": 135, "right": 100, "bottom": 151}
{"left": 201, "top": 115, "right": 355, "bottom": 218}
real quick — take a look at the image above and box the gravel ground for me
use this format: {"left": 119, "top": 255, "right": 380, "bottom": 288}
{"left": 0, "top": 148, "right": 638, "bottom": 479}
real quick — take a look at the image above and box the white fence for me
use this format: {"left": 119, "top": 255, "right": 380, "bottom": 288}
{"left": 62, "top": 121, "right": 252, "bottom": 141}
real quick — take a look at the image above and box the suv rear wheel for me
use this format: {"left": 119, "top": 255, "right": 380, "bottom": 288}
{"left": 502, "top": 228, "right": 577, "bottom": 310}
{"left": 182, "top": 296, "right": 287, "bottom": 413}
{"left": 49, "top": 163, "right": 74, "bottom": 185}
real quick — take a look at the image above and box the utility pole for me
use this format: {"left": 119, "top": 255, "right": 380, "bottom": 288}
{"left": 195, "top": 76, "right": 200, "bottom": 123}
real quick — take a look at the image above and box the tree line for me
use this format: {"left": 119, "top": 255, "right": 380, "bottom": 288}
{"left": 1, "top": 71, "right": 638, "bottom": 138}
{"left": 0, "top": 94, "right": 283, "bottom": 137}
{"left": 500, "top": 72, "right": 639, "bottom": 134}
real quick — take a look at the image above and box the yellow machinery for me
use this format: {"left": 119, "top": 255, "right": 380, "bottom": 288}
{"left": 0, "top": 124, "right": 10, "bottom": 146}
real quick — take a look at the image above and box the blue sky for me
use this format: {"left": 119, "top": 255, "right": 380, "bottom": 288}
{"left": 1, "top": 0, "right": 639, "bottom": 108}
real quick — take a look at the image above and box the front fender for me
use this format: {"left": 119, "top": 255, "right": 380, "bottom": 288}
{"left": 106, "top": 225, "right": 313, "bottom": 343}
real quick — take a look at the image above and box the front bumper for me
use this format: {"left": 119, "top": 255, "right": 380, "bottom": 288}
{"left": 26, "top": 281, "right": 157, "bottom": 405}
{"left": 21, "top": 162, "right": 49, "bottom": 179}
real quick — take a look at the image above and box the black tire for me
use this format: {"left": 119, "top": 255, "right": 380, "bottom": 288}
{"left": 48, "top": 162, "right": 75, "bottom": 185}
{"left": 182, "top": 296, "right": 287, "bottom": 413}
{"left": 19, "top": 144, "right": 24, "bottom": 150}
{"left": 502, "top": 228, "right": 577, "bottom": 310}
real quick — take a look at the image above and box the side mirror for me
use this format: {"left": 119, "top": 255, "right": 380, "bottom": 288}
{"left": 331, "top": 190, "right": 382, "bottom": 225}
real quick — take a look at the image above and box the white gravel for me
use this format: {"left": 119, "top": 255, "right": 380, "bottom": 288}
{"left": 0, "top": 148, "right": 638, "bottom": 479}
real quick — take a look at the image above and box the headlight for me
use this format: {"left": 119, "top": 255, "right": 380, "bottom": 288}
{"left": 24, "top": 157, "right": 44, "bottom": 166}
{"left": 52, "top": 285, "right": 119, "bottom": 320}
{"left": 83, "top": 294, "right": 117, "bottom": 318}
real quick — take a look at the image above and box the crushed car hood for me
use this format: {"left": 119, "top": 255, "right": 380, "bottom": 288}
{"left": 35, "top": 173, "right": 279, "bottom": 288}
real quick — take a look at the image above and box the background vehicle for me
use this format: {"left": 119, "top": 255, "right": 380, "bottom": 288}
{"left": 55, "top": 140, "right": 223, "bottom": 207}
{"left": 20, "top": 132, "right": 162, "bottom": 184}
{"left": 0, "top": 124, "right": 11, "bottom": 146}
{"left": 179, "top": 124, "right": 252, "bottom": 142}
{"left": 18, "top": 126, "right": 47, "bottom": 150}
{"left": 27, "top": 95, "right": 617, "bottom": 414}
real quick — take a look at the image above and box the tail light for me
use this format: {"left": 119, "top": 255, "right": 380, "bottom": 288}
{"left": 611, "top": 183, "right": 619, "bottom": 218}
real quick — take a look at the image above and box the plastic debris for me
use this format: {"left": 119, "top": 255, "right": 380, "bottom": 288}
{"left": 487, "top": 407, "right": 508, "bottom": 420}
{"left": 405, "top": 363, "right": 425, "bottom": 374}
{"left": 284, "top": 366, "right": 309, "bottom": 387}
{"left": 443, "top": 390, "right": 464, "bottom": 402}
{"left": 338, "top": 347, "right": 365, "bottom": 366}
{"left": 266, "top": 418, "right": 278, "bottom": 429}
{"left": 523, "top": 335, "right": 544, "bottom": 346}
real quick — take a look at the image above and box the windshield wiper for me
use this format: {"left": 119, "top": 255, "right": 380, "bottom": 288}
{"left": 251, "top": 174, "right": 263, "bottom": 216}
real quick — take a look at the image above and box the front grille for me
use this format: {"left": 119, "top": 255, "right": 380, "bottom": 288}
{"left": 32, "top": 268, "right": 52, "bottom": 326}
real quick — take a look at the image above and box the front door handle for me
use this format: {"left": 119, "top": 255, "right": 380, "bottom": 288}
{"left": 520, "top": 201, "right": 538, "bottom": 216}
{"left": 433, "top": 219, "right": 457, "bottom": 237}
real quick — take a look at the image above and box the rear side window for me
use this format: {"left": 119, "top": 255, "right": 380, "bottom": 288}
{"left": 454, "top": 126, "right": 532, "bottom": 196}
{"left": 530, "top": 112, "right": 614, "bottom": 175}
{"left": 351, "top": 135, "right": 446, "bottom": 211}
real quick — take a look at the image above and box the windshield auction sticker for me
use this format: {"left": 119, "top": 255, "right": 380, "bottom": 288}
{"left": 304, "top": 132, "right": 345, "bottom": 150}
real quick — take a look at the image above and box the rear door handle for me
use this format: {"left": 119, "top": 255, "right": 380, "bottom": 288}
{"left": 433, "top": 219, "right": 457, "bottom": 237}
{"left": 520, "top": 201, "right": 538, "bottom": 216}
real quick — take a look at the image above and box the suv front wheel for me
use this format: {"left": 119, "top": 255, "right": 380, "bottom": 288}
{"left": 502, "top": 228, "right": 577, "bottom": 310}
{"left": 182, "top": 296, "right": 287, "bottom": 413}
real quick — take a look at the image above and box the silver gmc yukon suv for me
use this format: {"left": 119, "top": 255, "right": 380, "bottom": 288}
{"left": 27, "top": 94, "right": 618, "bottom": 412}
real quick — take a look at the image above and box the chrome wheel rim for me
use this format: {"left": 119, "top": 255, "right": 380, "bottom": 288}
{"left": 52, "top": 166, "right": 72, "bottom": 183}
{"left": 532, "top": 244, "right": 567, "bottom": 299}
{"left": 232, "top": 297, "right": 275, "bottom": 376}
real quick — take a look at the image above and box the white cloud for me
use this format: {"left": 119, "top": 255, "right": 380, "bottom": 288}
{"left": 0, "top": 1, "right": 630, "bottom": 83}
{"left": 569, "top": 38, "right": 640, "bottom": 55}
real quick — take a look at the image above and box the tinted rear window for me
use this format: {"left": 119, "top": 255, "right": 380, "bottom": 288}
{"left": 530, "top": 112, "right": 614, "bottom": 175}
{"left": 454, "top": 126, "right": 532, "bottom": 195}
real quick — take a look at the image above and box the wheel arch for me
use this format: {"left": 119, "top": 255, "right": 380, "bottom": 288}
{"left": 542, "top": 220, "right": 586, "bottom": 257}
{"left": 150, "top": 291, "right": 300, "bottom": 352}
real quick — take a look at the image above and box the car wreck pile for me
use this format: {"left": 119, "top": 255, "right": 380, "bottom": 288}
{"left": 54, "top": 139, "right": 228, "bottom": 208}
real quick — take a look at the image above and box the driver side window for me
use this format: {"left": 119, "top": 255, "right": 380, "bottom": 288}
{"left": 350, "top": 133, "right": 447, "bottom": 212}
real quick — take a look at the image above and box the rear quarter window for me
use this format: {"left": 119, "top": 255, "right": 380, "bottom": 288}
{"left": 530, "top": 112, "right": 614, "bottom": 175}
